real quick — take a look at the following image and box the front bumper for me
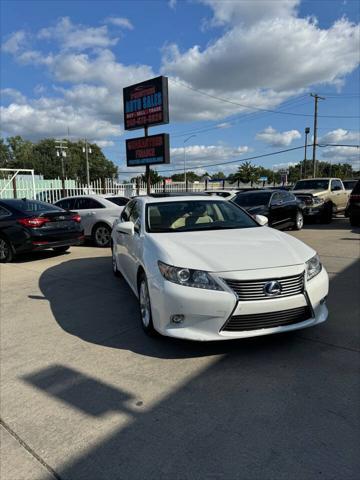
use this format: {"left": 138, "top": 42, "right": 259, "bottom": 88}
{"left": 148, "top": 265, "right": 329, "bottom": 341}
{"left": 302, "top": 204, "right": 325, "bottom": 217}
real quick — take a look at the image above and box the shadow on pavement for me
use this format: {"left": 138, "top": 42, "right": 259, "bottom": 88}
{"left": 28, "top": 258, "right": 360, "bottom": 479}
{"left": 38, "top": 255, "right": 297, "bottom": 359}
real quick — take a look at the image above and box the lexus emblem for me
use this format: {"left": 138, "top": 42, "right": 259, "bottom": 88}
{"left": 264, "top": 280, "right": 282, "bottom": 296}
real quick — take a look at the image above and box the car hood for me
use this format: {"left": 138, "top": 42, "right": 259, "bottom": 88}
{"left": 149, "top": 227, "right": 314, "bottom": 272}
{"left": 293, "top": 189, "right": 326, "bottom": 196}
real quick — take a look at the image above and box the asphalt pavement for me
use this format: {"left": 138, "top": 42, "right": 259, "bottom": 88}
{"left": 0, "top": 218, "right": 359, "bottom": 480}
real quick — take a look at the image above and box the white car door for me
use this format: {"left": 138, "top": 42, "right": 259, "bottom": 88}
{"left": 114, "top": 199, "right": 137, "bottom": 284}
{"left": 73, "top": 197, "right": 106, "bottom": 236}
{"left": 126, "top": 200, "right": 143, "bottom": 291}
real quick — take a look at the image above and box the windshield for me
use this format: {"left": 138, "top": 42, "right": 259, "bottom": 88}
{"left": 293, "top": 180, "right": 329, "bottom": 190}
{"left": 5, "top": 199, "right": 63, "bottom": 213}
{"left": 147, "top": 200, "right": 258, "bottom": 233}
{"left": 234, "top": 192, "right": 272, "bottom": 207}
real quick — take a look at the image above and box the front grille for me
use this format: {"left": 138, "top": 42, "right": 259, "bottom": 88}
{"left": 222, "top": 306, "right": 312, "bottom": 332}
{"left": 223, "top": 273, "right": 304, "bottom": 301}
{"left": 295, "top": 194, "right": 313, "bottom": 205}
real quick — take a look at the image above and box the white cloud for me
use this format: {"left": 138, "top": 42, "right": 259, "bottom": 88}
{"left": 272, "top": 162, "right": 298, "bottom": 171}
{"left": 168, "top": 0, "right": 177, "bottom": 9}
{"left": 104, "top": 16, "right": 134, "bottom": 30}
{"left": 2, "top": 30, "right": 27, "bottom": 54}
{"left": 201, "top": 0, "right": 299, "bottom": 28}
{"left": 1, "top": 88, "right": 26, "bottom": 104}
{"left": 162, "top": 17, "right": 359, "bottom": 92}
{"left": 93, "top": 139, "right": 115, "bottom": 148}
{"left": 256, "top": 126, "right": 301, "bottom": 147}
{"left": 319, "top": 128, "right": 360, "bottom": 144}
{"left": 38, "top": 17, "right": 119, "bottom": 51}
{"left": 321, "top": 146, "right": 360, "bottom": 167}
{"left": 0, "top": 101, "right": 121, "bottom": 140}
{"left": 169, "top": 144, "right": 250, "bottom": 172}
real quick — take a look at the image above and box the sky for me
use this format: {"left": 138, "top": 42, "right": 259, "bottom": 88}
{"left": 1, "top": 0, "right": 359, "bottom": 179}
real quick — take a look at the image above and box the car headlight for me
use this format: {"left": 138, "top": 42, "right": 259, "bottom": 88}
{"left": 158, "top": 261, "right": 223, "bottom": 291}
{"left": 306, "top": 254, "right": 322, "bottom": 280}
{"left": 312, "top": 197, "right": 324, "bottom": 205}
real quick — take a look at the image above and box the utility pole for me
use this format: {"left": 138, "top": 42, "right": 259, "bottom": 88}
{"left": 55, "top": 140, "right": 68, "bottom": 197}
{"left": 183, "top": 134, "right": 196, "bottom": 192}
{"left": 310, "top": 93, "right": 325, "bottom": 178}
{"left": 82, "top": 139, "right": 92, "bottom": 189}
{"left": 303, "top": 127, "right": 310, "bottom": 179}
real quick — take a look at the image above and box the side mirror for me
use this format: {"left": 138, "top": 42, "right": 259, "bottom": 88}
{"left": 255, "top": 214, "right": 268, "bottom": 226}
{"left": 115, "top": 221, "right": 135, "bottom": 235}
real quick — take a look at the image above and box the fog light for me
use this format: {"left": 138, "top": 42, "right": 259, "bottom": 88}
{"left": 171, "top": 314, "right": 184, "bottom": 324}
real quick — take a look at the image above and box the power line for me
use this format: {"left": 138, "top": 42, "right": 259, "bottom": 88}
{"left": 118, "top": 145, "right": 307, "bottom": 174}
{"left": 117, "top": 143, "right": 359, "bottom": 175}
{"left": 169, "top": 78, "right": 359, "bottom": 118}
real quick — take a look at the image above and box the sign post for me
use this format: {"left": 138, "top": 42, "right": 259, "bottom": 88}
{"left": 123, "top": 76, "right": 170, "bottom": 195}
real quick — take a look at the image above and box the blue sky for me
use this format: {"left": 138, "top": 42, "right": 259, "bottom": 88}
{"left": 1, "top": 0, "right": 359, "bottom": 178}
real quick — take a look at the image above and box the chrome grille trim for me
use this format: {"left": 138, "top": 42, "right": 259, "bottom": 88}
{"left": 222, "top": 306, "right": 312, "bottom": 332}
{"left": 223, "top": 272, "right": 304, "bottom": 301}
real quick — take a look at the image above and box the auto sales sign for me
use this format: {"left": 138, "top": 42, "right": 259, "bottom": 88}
{"left": 123, "top": 76, "right": 169, "bottom": 130}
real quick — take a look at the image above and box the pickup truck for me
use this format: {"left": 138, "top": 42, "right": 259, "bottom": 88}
{"left": 292, "top": 178, "right": 349, "bottom": 223}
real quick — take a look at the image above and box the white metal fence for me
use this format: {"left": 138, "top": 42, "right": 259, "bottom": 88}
{"left": 0, "top": 174, "right": 264, "bottom": 202}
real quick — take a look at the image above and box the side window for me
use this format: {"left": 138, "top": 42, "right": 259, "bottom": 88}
{"left": 279, "top": 191, "right": 289, "bottom": 202}
{"left": 73, "top": 197, "right": 104, "bottom": 210}
{"left": 331, "top": 180, "right": 343, "bottom": 191}
{"left": 0, "top": 206, "right": 11, "bottom": 218}
{"left": 56, "top": 199, "right": 75, "bottom": 210}
{"left": 271, "top": 193, "right": 281, "bottom": 205}
{"left": 121, "top": 200, "right": 136, "bottom": 221}
{"left": 129, "top": 201, "right": 141, "bottom": 225}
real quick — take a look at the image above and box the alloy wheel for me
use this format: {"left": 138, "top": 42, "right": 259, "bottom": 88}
{"left": 139, "top": 280, "right": 151, "bottom": 328}
{"left": 0, "top": 238, "right": 9, "bottom": 261}
{"left": 95, "top": 226, "right": 110, "bottom": 246}
{"left": 296, "top": 212, "right": 304, "bottom": 230}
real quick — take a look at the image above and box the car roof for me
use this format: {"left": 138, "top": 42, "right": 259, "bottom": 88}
{"left": 136, "top": 195, "right": 227, "bottom": 204}
{"left": 56, "top": 194, "right": 111, "bottom": 202}
{"left": 236, "top": 189, "right": 275, "bottom": 194}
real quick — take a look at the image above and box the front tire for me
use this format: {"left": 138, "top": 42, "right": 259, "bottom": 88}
{"left": 350, "top": 213, "right": 360, "bottom": 227}
{"left": 321, "top": 203, "right": 333, "bottom": 224}
{"left": 0, "top": 236, "right": 14, "bottom": 263}
{"left": 112, "top": 245, "right": 121, "bottom": 277}
{"left": 53, "top": 246, "right": 70, "bottom": 253}
{"left": 138, "top": 272, "right": 157, "bottom": 336}
{"left": 92, "top": 223, "right": 111, "bottom": 247}
{"left": 292, "top": 210, "right": 304, "bottom": 230}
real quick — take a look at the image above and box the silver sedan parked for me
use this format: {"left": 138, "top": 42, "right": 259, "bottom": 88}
{"left": 55, "top": 195, "right": 128, "bottom": 247}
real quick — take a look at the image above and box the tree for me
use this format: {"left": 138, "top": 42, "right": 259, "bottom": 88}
{"left": 141, "top": 168, "right": 162, "bottom": 184}
{"left": 0, "top": 138, "right": 12, "bottom": 168}
{"left": 233, "top": 161, "right": 259, "bottom": 185}
{"left": 0, "top": 136, "right": 118, "bottom": 181}
{"left": 211, "top": 171, "right": 226, "bottom": 179}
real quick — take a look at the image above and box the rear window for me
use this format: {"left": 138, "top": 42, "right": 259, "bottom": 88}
{"left": 351, "top": 180, "right": 360, "bottom": 194}
{"left": 4, "top": 199, "right": 64, "bottom": 213}
{"left": 105, "top": 196, "right": 129, "bottom": 206}
{"left": 234, "top": 192, "right": 272, "bottom": 207}
{"left": 343, "top": 180, "right": 358, "bottom": 191}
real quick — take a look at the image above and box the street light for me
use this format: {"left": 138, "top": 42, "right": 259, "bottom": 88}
{"left": 82, "top": 139, "right": 92, "bottom": 188}
{"left": 183, "top": 135, "right": 197, "bottom": 191}
{"left": 55, "top": 140, "right": 68, "bottom": 196}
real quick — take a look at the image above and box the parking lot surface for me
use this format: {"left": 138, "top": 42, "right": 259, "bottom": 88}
{"left": 1, "top": 218, "right": 359, "bottom": 480}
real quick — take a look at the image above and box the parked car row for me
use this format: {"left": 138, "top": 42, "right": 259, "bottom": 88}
{"left": 3, "top": 181, "right": 359, "bottom": 343}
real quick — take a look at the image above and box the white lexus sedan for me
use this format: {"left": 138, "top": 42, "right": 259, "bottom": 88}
{"left": 111, "top": 196, "right": 328, "bottom": 341}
